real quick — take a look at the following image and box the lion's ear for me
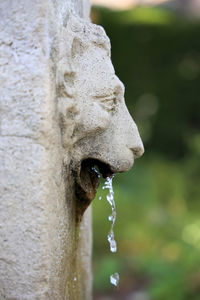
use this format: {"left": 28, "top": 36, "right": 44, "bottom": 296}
{"left": 71, "top": 37, "right": 86, "bottom": 58}
{"left": 56, "top": 58, "right": 76, "bottom": 98}
{"left": 64, "top": 71, "right": 75, "bottom": 88}
{"left": 57, "top": 73, "right": 75, "bottom": 98}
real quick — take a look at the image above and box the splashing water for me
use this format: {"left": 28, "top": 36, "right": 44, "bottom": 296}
{"left": 103, "top": 176, "right": 117, "bottom": 253}
{"left": 103, "top": 176, "right": 119, "bottom": 286}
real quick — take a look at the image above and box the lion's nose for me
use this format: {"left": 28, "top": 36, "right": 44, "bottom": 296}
{"left": 130, "top": 128, "right": 144, "bottom": 159}
{"left": 126, "top": 111, "right": 144, "bottom": 159}
{"left": 131, "top": 144, "right": 144, "bottom": 159}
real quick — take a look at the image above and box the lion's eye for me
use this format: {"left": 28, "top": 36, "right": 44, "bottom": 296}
{"left": 93, "top": 94, "right": 117, "bottom": 113}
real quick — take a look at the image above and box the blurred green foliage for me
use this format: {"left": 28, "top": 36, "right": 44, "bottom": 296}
{"left": 92, "top": 5, "right": 200, "bottom": 300}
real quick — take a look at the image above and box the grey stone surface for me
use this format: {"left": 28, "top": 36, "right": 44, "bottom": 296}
{"left": 0, "top": 1, "right": 92, "bottom": 299}
{"left": 0, "top": 0, "right": 143, "bottom": 299}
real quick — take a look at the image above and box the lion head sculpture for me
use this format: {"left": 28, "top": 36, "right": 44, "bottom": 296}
{"left": 56, "top": 15, "right": 144, "bottom": 222}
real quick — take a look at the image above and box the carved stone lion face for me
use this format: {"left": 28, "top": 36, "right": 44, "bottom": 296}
{"left": 57, "top": 16, "right": 144, "bottom": 221}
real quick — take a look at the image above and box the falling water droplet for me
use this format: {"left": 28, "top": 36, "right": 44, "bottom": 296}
{"left": 72, "top": 275, "right": 77, "bottom": 289}
{"left": 108, "top": 214, "right": 112, "bottom": 221}
{"left": 110, "top": 272, "right": 119, "bottom": 286}
{"left": 107, "top": 229, "right": 117, "bottom": 252}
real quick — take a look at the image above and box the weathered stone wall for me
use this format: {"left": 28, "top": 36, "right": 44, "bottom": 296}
{"left": 0, "top": 0, "right": 144, "bottom": 299}
{"left": 0, "top": 1, "right": 91, "bottom": 299}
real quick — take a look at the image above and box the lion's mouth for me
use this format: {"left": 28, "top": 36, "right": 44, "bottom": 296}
{"left": 75, "top": 158, "right": 114, "bottom": 221}
{"left": 81, "top": 158, "right": 113, "bottom": 193}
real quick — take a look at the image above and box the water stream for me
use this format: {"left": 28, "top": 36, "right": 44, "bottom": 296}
{"left": 102, "top": 176, "right": 120, "bottom": 287}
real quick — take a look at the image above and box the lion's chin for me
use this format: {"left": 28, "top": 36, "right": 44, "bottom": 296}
{"left": 75, "top": 158, "right": 114, "bottom": 222}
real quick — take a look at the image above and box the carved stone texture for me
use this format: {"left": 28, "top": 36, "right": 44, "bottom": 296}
{"left": 57, "top": 15, "right": 144, "bottom": 222}
{"left": 0, "top": 0, "right": 143, "bottom": 299}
